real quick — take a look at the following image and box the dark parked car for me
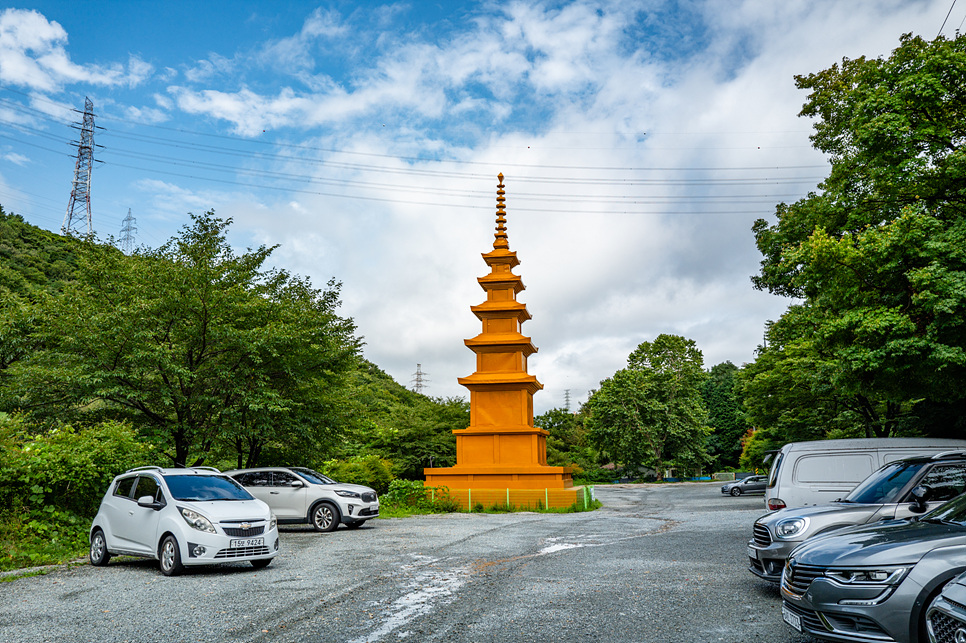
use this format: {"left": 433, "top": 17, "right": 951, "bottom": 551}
{"left": 721, "top": 475, "right": 767, "bottom": 496}
{"left": 780, "top": 490, "right": 966, "bottom": 643}
{"left": 750, "top": 452, "right": 966, "bottom": 581}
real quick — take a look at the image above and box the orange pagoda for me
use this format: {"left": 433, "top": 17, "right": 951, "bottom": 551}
{"left": 424, "top": 174, "right": 574, "bottom": 505}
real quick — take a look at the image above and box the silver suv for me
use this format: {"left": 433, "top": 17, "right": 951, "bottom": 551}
{"left": 226, "top": 467, "right": 379, "bottom": 532}
{"left": 750, "top": 451, "right": 966, "bottom": 581}
{"left": 89, "top": 466, "right": 278, "bottom": 576}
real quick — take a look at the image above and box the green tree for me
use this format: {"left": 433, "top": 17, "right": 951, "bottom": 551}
{"left": 701, "top": 361, "right": 749, "bottom": 470}
{"left": 534, "top": 407, "right": 600, "bottom": 475}
{"left": 749, "top": 33, "right": 966, "bottom": 438}
{"left": 339, "top": 362, "right": 463, "bottom": 480}
{"left": 585, "top": 334, "right": 710, "bottom": 479}
{"left": 6, "top": 212, "right": 361, "bottom": 466}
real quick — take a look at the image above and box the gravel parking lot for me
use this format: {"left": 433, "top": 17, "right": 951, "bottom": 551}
{"left": 0, "top": 482, "right": 813, "bottom": 643}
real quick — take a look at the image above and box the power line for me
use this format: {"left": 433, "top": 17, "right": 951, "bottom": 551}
{"left": 939, "top": 0, "right": 959, "bottom": 36}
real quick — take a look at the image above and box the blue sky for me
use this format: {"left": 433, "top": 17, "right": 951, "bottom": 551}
{"left": 1, "top": 0, "right": 962, "bottom": 413}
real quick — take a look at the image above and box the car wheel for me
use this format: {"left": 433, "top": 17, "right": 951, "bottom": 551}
{"left": 730, "top": 487, "right": 742, "bottom": 496}
{"left": 159, "top": 535, "right": 184, "bottom": 576}
{"left": 250, "top": 558, "right": 272, "bottom": 569}
{"left": 311, "top": 502, "right": 340, "bottom": 532}
{"left": 345, "top": 520, "right": 366, "bottom": 529}
{"left": 89, "top": 529, "right": 111, "bottom": 566}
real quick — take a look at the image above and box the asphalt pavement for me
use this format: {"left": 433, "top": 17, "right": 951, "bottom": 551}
{"left": 0, "top": 482, "right": 814, "bottom": 643}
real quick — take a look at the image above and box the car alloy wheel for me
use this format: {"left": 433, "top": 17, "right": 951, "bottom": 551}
{"left": 731, "top": 487, "right": 742, "bottom": 496}
{"left": 311, "top": 503, "right": 340, "bottom": 532}
{"left": 89, "top": 530, "right": 111, "bottom": 566}
{"left": 159, "top": 535, "right": 184, "bottom": 576}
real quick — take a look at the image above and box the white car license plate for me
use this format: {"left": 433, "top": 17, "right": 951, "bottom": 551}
{"left": 782, "top": 605, "right": 802, "bottom": 632}
{"left": 747, "top": 546, "right": 758, "bottom": 560}
{"left": 230, "top": 538, "right": 264, "bottom": 548}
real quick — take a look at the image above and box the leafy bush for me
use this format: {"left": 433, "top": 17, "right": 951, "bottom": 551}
{"left": 573, "top": 467, "right": 617, "bottom": 485}
{"left": 380, "top": 479, "right": 460, "bottom": 513}
{"left": 0, "top": 417, "right": 158, "bottom": 518}
{"left": 318, "top": 455, "right": 394, "bottom": 494}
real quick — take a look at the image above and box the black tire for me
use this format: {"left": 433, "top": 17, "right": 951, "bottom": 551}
{"left": 345, "top": 520, "right": 366, "bottom": 530}
{"left": 159, "top": 535, "right": 184, "bottom": 576}
{"left": 89, "top": 529, "right": 111, "bottom": 567}
{"left": 310, "top": 502, "right": 340, "bottom": 532}
{"left": 250, "top": 558, "right": 272, "bottom": 569}
{"left": 730, "top": 487, "right": 742, "bottom": 496}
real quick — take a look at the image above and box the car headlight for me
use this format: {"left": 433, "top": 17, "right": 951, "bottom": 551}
{"left": 179, "top": 507, "right": 216, "bottom": 533}
{"left": 824, "top": 567, "right": 909, "bottom": 605}
{"left": 335, "top": 490, "right": 361, "bottom": 498}
{"left": 825, "top": 567, "right": 908, "bottom": 585}
{"left": 270, "top": 513, "right": 277, "bottom": 531}
{"left": 775, "top": 517, "right": 809, "bottom": 538}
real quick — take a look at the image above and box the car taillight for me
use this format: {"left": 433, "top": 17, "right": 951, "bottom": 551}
{"left": 768, "top": 499, "right": 786, "bottom": 511}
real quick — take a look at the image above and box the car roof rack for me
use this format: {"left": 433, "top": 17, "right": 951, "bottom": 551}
{"left": 125, "top": 466, "right": 164, "bottom": 473}
{"left": 931, "top": 450, "right": 966, "bottom": 460}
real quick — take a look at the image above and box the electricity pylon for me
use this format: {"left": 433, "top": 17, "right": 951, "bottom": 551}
{"left": 119, "top": 208, "right": 137, "bottom": 253}
{"left": 411, "top": 363, "right": 429, "bottom": 394}
{"left": 62, "top": 97, "right": 96, "bottom": 237}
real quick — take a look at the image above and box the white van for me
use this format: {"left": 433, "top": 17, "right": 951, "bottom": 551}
{"left": 764, "top": 438, "right": 966, "bottom": 511}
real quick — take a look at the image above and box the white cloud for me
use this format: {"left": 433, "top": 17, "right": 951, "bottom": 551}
{"left": 2, "top": 151, "right": 30, "bottom": 165}
{"left": 0, "top": 8, "right": 152, "bottom": 91}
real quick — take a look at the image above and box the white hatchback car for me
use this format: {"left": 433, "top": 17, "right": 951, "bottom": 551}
{"left": 89, "top": 466, "right": 278, "bottom": 576}
{"left": 226, "top": 467, "right": 379, "bottom": 532}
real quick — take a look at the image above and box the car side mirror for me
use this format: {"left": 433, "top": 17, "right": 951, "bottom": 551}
{"left": 290, "top": 480, "right": 304, "bottom": 488}
{"left": 910, "top": 485, "right": 932, "bottom": 514}
{"left": 137, "top": 495, "right": 163, "bottom": 510}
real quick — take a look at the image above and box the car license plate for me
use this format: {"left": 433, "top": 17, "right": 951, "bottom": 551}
{"left": 230, "top": 538, "right": 264, "bottom": 548}
{"left": 747, "top": 546, "right": 758, "bottom": 560}
{"left": 782, "top": 605, "right": 802, "bottom": 632}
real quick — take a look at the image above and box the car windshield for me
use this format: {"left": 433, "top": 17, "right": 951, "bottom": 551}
{"left": 162, "top": 474, "right": 254, "bottom": 501}
{"left": 921, "top": 492, "right": 966, "bottom": 525}
{"left": 291, "top": 467, "right": 336, "bottom": 485}
{"left": 843, "top": 461, "right": 926, "bottom": 504}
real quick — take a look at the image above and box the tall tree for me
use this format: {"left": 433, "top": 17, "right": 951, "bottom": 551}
{"left": 7, "top": 212, "right": 361, "bottom": 466}
{"left": 535, "top": 407, "right": 599, "bottom": 473}
{"left": 585, "top": 334, "right": 710, "bottom": 479}
{"left": 749, "top": 33, "right": 966, "bottom": 438}
{"left": 701, "top": 361, "right": 749, "bottom": 470}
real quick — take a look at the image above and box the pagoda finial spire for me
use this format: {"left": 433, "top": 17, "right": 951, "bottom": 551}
{"left": 494, "top": 173, "right": 509, "bottom": 250}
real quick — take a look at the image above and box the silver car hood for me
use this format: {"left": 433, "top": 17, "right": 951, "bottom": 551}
{"left": 758, "top": 502, "right": 882, "bottom": 527}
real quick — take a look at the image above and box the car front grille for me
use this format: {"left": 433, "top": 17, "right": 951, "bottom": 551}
{"left": 929, "top": 609, "right": 966, "bottom": 643}
{"left": 782, "top": 561, "right": 825, "bottom": 597}
{"left": 782, "top": 600, "right": 825, "bottom": 633}
{"left": 222, "top": 525, "right": 265, "bottom": 537}
{"left": 215, "top": 546, "right": 270, "bottom": 559}
{"left": 362, "top": 492, "right": 377, "bottom": 503}
{"left": 359, "top": 507, "right": 378, "bottom": 517}
{"left": 752, "top": 523, "right": 771, "bottom": 546}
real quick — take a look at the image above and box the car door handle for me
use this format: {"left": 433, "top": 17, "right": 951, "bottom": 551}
{"left": 270, "top": 491, "right": 280, "bottom": 494}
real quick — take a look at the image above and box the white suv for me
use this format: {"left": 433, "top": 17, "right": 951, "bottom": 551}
{"left": 89, "top": 466, "right": 278, "bottom": 576}
{"left": 226, "top": 467, "right": 379, "bottom": 532}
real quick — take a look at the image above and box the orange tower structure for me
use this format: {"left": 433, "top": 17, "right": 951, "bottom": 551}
{"left": 424, "top": 174, "right": 573, "bottom": 494}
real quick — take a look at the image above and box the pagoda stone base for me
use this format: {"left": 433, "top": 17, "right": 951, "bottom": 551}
{"left": 424, "top": 464, "right": 573, "bottom": 489}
